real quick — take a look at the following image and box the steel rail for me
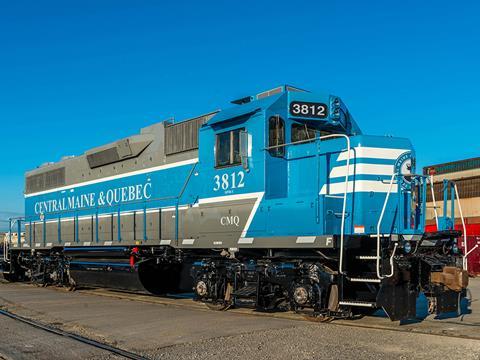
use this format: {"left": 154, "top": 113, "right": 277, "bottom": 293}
{"left": 0, "top": 308, "right": 149, "bottom": 360}
{"left": 77, "top": 287, "right": 480, "bottom": 340}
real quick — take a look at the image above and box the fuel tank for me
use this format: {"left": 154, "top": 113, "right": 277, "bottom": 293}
{"left": 65, "top": 247, "right": 192, "bottom": 294}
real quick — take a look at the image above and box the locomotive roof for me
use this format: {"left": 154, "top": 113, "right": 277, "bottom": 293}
{"left": 25, "top": 85, "right": 359, "bottom": 179}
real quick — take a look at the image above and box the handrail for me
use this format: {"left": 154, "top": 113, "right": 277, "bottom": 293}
{"left": 10, "top": 195, "right": 180, "bottom": 224}
{"left": 7, "top": 221, "right": 12, "bottom": 262}
{"left": 13, "top": 163, "right": 200, "bottom": 224}
{"left": 454, "top": 183, "right": 468, "bottom": 271}
{"left": 264, "top": 137, "right": 319, "bottom": 150}
{"left": 15, "top": 162, "right": 200, "bottom": 247}
{"left": 3, "top": 220, "right": 12, "bottom": 262}
{"left": 177, "top": 162, "right": 198, "bottom": 201}
{"left": 266, "top": 133, "right": 351, "bottom": 274}
{"left": 465, "top": 244, "right": 479, "bottom": 258}
{"left": 376, "top": 173, "right": 398, "bottom": 279}
{"left": 429, "top": 175, "right": 439, "bottom": 229}
{"left": 175, "top": 162, "right": 198, "bottom": 243}
{"left": 320, "top": 134, "right": 351, "bottom": 275}
{"left": 3, "top": 233, "right": 9, "bottom": 262}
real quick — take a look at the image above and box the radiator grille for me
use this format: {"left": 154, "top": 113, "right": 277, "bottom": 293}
{"left": 165, "top": 113, "right": 215, "bottom": 155}
{"left": 26, "top": 167, "right": 65, "bottom": 194}
{"left": 257, "top": 86, "right": 283, "bottom": 100}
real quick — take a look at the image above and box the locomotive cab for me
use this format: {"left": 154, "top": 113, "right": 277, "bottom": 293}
{"left": 194, "top": 85, "right": 467, "bottom": 320}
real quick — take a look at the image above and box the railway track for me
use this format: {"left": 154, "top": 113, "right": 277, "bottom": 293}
{"left": 1, "top": 279, "right": 479, "bottom": 356}
{"left": 0, "top": 308, "right": 149, "bottom": 360}
{"left": 76, "top": 287, "right": 480, "bottom": 340}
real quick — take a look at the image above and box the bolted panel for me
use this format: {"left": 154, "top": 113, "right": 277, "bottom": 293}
{"left": 98, "top": 216, "right": 113, "bottom": 242}
{"left": 61, "top": 221, "right": 75, "bottom": 243}
{"left": 120, "top": 213, "right": 134, "bottom": 242}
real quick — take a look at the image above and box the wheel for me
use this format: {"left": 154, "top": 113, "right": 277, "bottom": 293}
{"left": 2, "top": 272, "right": 15, "bottom": 282}
{"left": 204, "top": 282, "right": 233, "bottom": 311}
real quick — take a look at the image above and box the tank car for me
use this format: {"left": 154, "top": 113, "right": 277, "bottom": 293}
{"left": 3, "top": 85, "right": 468, "bottom": 321}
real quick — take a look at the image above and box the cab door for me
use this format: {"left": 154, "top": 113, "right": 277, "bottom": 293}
{"left": 195, "top": 123, "right": 265, "bottom": 246}
{"left": 265, "top": 115, "right": 288, "bottom": 199}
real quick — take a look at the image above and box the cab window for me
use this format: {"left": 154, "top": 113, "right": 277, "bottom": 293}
{"left": 268, "top": 116, "right": 285, "bottom": 157}
{"left": 291, "top": 123, "right": 333, "bottom": 143}
{"left": 291, "top": 123, "right": 316, "bottom": 143}
{"left": 215, "top": 128, "right": 243, "bottom": 167}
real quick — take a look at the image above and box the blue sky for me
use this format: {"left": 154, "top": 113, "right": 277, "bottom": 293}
{"left": 0, "top": 0, "right": 479, "bottom": 216}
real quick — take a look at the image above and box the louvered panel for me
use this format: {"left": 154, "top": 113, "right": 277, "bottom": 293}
{"left": 26, "top": 167, "right": 66, "bottom": 194}
{"left": 164, "top": 113, "right": 215, "bottom": 155}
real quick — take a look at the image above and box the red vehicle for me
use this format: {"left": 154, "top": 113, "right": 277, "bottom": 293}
{"left": 426, "top": 223, "right": 480, "bottom": 276}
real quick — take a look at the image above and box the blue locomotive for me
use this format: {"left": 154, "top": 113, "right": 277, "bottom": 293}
{"left": 3, "top": 85, "right": 468, "bottom": 321}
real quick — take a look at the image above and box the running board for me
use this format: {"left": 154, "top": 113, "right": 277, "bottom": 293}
{"left": 339, "top": 300, "right": 376, "bottom": 308}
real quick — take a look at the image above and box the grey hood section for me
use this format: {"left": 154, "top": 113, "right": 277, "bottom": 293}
{"left": 85, "top": 134, "right": 154, "bottom": 169}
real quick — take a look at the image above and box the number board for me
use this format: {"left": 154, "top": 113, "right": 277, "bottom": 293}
{"left": 289, "top": 101, "right": 328, "bottom": 119}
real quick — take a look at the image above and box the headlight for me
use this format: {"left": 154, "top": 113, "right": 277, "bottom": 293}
{"left": 452, "top": 244, "right": 459, "bottom": 254}
{"left": 403, "top": 241, "right": 412, "bottom": 254}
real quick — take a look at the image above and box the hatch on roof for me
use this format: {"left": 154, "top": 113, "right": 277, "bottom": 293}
{"left": 230, "top": 85, "right": 308, "bottom": 105}
{"left": 208, "top": 92, "right": 283, "bottom": 126}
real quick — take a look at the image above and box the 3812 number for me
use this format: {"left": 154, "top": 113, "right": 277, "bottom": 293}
{"left": 213, "top": 171, "right": 245, "bottom": 192}
{"left": 289, "top": 101, "right": 328, "bottom": 119}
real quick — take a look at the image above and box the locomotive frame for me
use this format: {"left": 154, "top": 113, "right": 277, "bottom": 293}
{"left": 2, "top": 85, "right": 468, "bottom": 321}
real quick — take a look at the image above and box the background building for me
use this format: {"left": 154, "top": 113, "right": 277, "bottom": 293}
{"left": 424, "top": 158, "right": 480, "bottom": 275}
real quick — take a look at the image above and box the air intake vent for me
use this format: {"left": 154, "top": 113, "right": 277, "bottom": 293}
{"left": 86, "top": 147, "right": 120, "bottom": 168}
{"left": 256, "top": 85, "right": 307, "bottom": 100}
{"left": 26, "top": 167, "right": 65, "bottom": 194}
{"left": 85, "top": 134, "right": 153, "bottom": 169}
{"left": 256, "top": 86, "right": 283, "bottom": 100}
{"left": 165, "top": 112, "right": 217, "bottom": 155}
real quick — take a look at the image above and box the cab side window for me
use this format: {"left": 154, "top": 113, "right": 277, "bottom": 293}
{"left": 268, "top": 116, "right": 285, "bottom": 157}
{"left": 291, "top": 123, "right": 317, "bottom": 143}
{"left": 215, "top": 128, "right": 243, "bottom": 167}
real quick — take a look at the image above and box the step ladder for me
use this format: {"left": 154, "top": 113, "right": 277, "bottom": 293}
{"left": 340, "top": 173, "right": 428, "bottom": 309}
{"left": 346, "top": 250, "right": 382, "bottom": 308}
{"left": 342, "top": 260, "right": 382, "bottom": 308}
{"left": 349, "top": 254, "right": 382, "bottom": 284}
{"left": 338, "top": 175, "right": 397, "bottom": 310}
